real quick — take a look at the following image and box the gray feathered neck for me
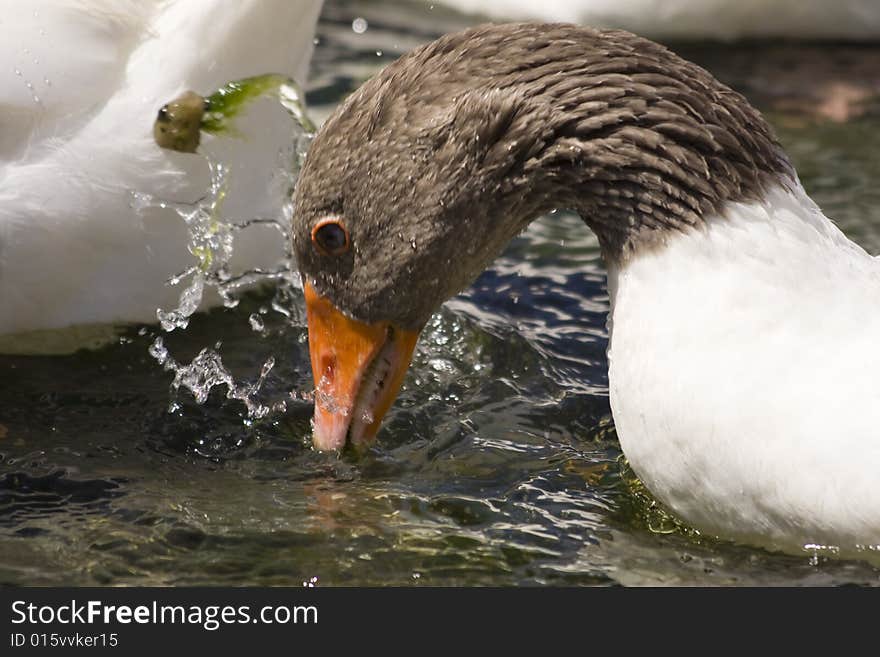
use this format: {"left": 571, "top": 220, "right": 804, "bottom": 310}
{"left": 293, "top": 23, "right": 793, "bottom": 329}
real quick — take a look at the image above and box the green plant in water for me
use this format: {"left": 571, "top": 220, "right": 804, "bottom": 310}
{"left": 155, "top": 74, "right": 315, "bottom": 153}
{"left": 203, "top": 74, "right": 294, "bottom": 134}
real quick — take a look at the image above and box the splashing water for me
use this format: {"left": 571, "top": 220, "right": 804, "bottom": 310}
{"left": 133, "top": 76, "right": 316, "bottom": 420}
{"left": 149, "top": 337, "right": 277, "bottom": 420}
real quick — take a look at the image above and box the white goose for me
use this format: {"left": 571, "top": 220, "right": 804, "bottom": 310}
{"left": 423, "top": 0, "right": 880, "bottom": 40}
{"left": 0, "top": 0, "right": 322, "bottom": 341}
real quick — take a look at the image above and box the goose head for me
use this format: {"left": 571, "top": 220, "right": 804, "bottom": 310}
{"left": 292, "top": 22, "right": 793, "bottom": 452}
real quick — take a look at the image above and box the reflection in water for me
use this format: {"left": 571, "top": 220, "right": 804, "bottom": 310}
{"left": 1, "top": 1, "right": 880, "bottom": 585}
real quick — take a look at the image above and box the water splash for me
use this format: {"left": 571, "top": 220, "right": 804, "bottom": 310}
{"left": 149, "top": 337, "right": 275, "bottom": 420}
{"left": 131, "top": 158, "right": 235, "bottom": 332}
{"left": 135, "top": 76, "right": 316, "bottom": 421}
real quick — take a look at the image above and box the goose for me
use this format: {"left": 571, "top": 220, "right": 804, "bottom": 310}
{"left": 423, "top": 0, "right": 880, "bottom": 41}
{"left": 0, "top": 0, "right": 322, "bottom": 342}
{"left": 290, "top": 23, "right": 880, "bottom": 557}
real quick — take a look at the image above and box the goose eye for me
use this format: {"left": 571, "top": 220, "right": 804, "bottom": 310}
{"left": 311, "top": 219, "right": 350, "bottom": 256}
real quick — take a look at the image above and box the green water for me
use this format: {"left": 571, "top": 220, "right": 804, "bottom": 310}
{"left": 2, "top": 0, "right": 880, "bottom": 586}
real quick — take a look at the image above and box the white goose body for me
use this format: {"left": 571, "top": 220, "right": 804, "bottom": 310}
{"left": 428, "top": 0, "right": 880, "bottom": 40}
{"left": 0, "top": 0, "right": 322, "bottom": 339}
{"left": 608, "top": 181, "right": 880, "bottom": 554}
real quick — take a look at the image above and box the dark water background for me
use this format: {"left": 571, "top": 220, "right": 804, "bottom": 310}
{"left": 2, "top": 0, "right": 880, "bottom": 585}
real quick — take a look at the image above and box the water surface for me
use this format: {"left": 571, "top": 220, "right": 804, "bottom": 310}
{"left": 2, "top": 0, "right": 880, "bottom": 586}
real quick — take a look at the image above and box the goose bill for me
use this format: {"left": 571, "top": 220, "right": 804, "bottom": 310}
{"left": 304, "top": 282, "right": 419, "bottom": 451}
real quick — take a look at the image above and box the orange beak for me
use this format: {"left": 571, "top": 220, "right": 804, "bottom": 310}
{"left": 303, "top": 282, "right": 420, "bottom": 451}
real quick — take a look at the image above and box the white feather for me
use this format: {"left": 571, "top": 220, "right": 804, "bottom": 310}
{"left": 0, "top": 0, "right": 323, "bottom": 335}
{"left": 421, "top": 0, "right": 880, "bottom": 40}
{"left": 607, "top": 181, "right": 880, "bottom": 555}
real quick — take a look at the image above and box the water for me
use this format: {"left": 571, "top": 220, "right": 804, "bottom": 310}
{"left": 3, "top": 0, "right": 880, "bottom": 586}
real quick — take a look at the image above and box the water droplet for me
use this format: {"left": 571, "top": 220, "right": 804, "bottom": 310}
{"left": 249, "top": 313, "right": 265, "bottom": 332}
{"left": 351, "top": 17, "right": 368, "bottom": 34}
{"left": 375, "top": 50, "right": 383, "bottom": 57}
{"left": 148, "top": 337, "right": 168, "bottom": 365}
